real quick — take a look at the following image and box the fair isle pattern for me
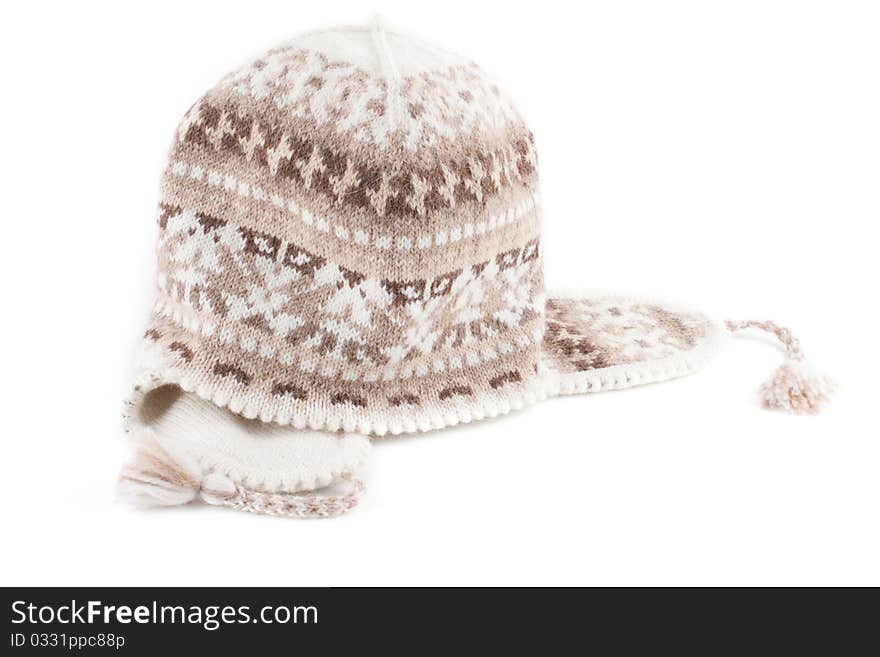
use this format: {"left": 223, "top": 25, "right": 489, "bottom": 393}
{"left": 166, "top": 159, "right": 541, "bottom": 253}
{"left": 135, "top": 29, "right": 721, "bottom": 441}
{"left": 176, "top": 97, "right": 537, "bottom": 220}
{"left": 135, "top": 291, "right": 717, "bottom": 436}
{"left": 135, "top": 324, "right": 544, "bottom": 435}
{"left": 542, "top": 298, "right": 713, "bottom": 374}
{"left": 142, "top": 30, "right": 549, "bottom": 435}
{"left": 155, "top": 204, "right": 543, "bottom": 377}
{"left": 215, "top": 46, "right": 523, "bottom": 150}
{"left": 173, "top": 45, "right": 538, "bottom": 223}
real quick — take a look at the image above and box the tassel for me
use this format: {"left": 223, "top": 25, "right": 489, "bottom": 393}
{"left": 725, "top": 319, "right": 835, "bottom": 415}
{"left": 116, "top": 433, "right": 202, "bottom": 507}
{"left": 116, "top": 433, "right": 363, "bottom": 517}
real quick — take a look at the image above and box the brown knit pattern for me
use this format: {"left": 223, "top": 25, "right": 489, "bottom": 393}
{"left": 141, "top": 36, "right": 545, "bottom": 434}
{"left": 136, "top": 33, "right": 716, "bottom": 436}
{"left": 543, "top": 298, "right": 712, "bottom": 373}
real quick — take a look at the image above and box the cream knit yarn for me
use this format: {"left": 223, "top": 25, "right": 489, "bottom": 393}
{"left": 118, "top": 22, "right": 832, "bottom": 518}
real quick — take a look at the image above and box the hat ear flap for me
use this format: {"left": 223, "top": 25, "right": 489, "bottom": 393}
{"left": 117, "top": 432, "right": 365, "bottom": 518}
{"left": 118, "top": 384, "right": 371, "bottom": 518}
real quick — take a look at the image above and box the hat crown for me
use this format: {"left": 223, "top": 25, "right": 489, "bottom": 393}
{"left": 220, "top": 27, "right": 522, "bottom": 148}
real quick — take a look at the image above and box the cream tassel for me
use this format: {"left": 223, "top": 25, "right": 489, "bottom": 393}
{"left": 117, "top": 433, "right": 203, "bottom": 506}
{"left": 725, "top": 319, "right": 835, "bottom": 415}
{"left": 117, "top": 434, "right": 363, "bottom": 518}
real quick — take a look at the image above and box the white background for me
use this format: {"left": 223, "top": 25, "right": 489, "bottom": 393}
{"left": 1, "top": 1, "right": 877, "bottom": 586}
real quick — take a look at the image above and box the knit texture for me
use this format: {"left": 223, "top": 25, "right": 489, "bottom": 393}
{"left": 132, "top": 27, "right": 719, "bottom": 437}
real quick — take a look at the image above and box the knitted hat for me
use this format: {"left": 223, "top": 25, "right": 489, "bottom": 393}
{"left": 119, "top": 22, "right": 833, "bottom": 518}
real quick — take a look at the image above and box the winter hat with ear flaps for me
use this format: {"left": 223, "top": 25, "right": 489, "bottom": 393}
{"left": 119, "top": 23, "right": 834, "bottom": 518}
